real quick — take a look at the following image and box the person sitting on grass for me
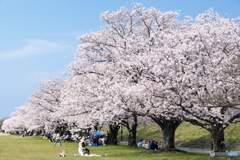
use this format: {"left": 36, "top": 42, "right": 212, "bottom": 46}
{"left": 78, "top": 137, "right": 90, "bottom": 156}
{"left": 143, "top": 140, "right": 151, "bottom": 149}
{"left": 157, "top": 141, "right": 162, "bottom": 150}
{"left": 137, "top": 139, "right": 146, "bottom": 147}
{"left": 99, "top": 137, "right": 105, "bottom": 145}
{"left": 148, "top": 140, "right": 158, "bottom": 150}
{"left": 93, "top": 135, "right": 99, "bottom": 145}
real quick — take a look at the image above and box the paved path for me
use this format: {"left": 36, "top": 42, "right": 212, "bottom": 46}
{"left": 176, "top": 147, "right": 211, "bottom": 154}
{"left": 120, "top": 142, "right": 212, "bottom": 154}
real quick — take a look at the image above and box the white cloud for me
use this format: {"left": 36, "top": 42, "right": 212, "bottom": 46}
{"left": 0, "top": 39, "right": 70, "bottom": 60}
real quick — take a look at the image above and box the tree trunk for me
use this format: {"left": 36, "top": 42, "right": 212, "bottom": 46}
{"left": 109, "top": 123, "right": 120, "bottom": 145}
{"left": 93, "top": 122, "right": 101, "bottom": 131}
{"left": 211, "top": 124, "right": 225, "bottom": 152}
{"left": 128, "top": 123, "right": 138, "bottom": 147}
{"left": 152, "top": 118, "right": 180, "bottom": 151}
{"left": 122, "top": 115, "right": 138, "bottom": 147}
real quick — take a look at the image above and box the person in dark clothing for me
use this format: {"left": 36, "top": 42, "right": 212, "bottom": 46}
{"left": 92, "top": 135, "right": 99, "bottom": 145}
{"left": 148, "top": 140, "right": 158, "bottom": 150}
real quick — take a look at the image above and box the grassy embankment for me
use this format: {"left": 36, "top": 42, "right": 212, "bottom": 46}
{"left": 120, "top": 122, "right": 240, "bottom": 148}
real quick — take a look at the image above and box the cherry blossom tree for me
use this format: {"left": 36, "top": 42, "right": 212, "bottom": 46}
{"left": 62, "top": 66, "right": 142, "bottom": 146}
{"left": 26, "top": 78, "right": 66, "bottom": 133}
{"left": 139, "top": 9, "right": 240, "bottom": 152}
{"left": 119, "top": 8, "right": 239, "bottom": 152}
{"left": 5, "top": 78, "right": 66, "bottom": 134}
{"left": 68, "top": 3, "right": 184, "bottom": 150}
{"left": 59, "top": 74, "right": 102, "bottom": 133}
{"left": 172, "top": 10, "right": 240, "bottom": 152}
{"left": 1, "top": 106, "right": 28, "bottom": 132}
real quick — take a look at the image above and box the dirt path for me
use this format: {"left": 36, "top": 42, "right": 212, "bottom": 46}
{"left": 0, "top": 132, "right": 9, "bottom": 136}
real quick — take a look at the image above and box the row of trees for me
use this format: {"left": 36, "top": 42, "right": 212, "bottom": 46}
{"left": 2, "top": 4, "right": 240, "bottom": 152}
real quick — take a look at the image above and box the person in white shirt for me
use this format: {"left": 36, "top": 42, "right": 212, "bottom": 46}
{"left": 78, "top": 137, "right": 89, "bottom": 155}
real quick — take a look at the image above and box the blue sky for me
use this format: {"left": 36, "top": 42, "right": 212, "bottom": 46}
{"left": 0, "top": 0, "right": 239, "bottom": 119}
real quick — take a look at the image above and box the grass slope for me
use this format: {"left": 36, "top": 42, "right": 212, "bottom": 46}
{"left": 120, "top": 122, "right": 240, "bottom": 143}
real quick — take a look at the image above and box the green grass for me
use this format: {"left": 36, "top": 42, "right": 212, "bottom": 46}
{"left": 0, "top": 134, "right": 237, "bottom": 160}
{"left": 176, "top": 123, "right": 211, "bottom": 141}
{"left": 176, "top": 122, "right": 240, "bottom": 143}
{"left": 225, "top": 123, "right": 240, "bottom": 143}
{"left": 1, "top": 123, "right": 240, "bottom": 160}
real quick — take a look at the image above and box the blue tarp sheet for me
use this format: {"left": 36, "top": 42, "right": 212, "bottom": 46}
{"left": 90, "top": 131, "right": 104, "bottom": 140}
{"left": 90, "top": 144, "right": 103, "bottom": 147}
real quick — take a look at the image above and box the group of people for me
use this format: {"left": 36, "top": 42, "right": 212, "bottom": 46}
{"left": 46, "top": 131, "right": 109, "bottom": 146}
{"left": 44, "top": 132, "right": 83, "bottom": 144}
{"left": 91, "top": 134, "right": 107, "bottom": 145}
{"left": 89, "top": 130, "right": 110, "bottom": 146}
{"left": 137, "top": 139, "right": 162, "bottom": 150}
{"left": 61, "top": 133, "right": 80, "bottom": 142}
{"left": 45, "top": 131, "right": 163, "bottom": 156}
